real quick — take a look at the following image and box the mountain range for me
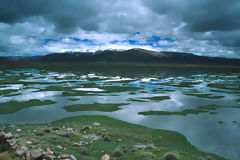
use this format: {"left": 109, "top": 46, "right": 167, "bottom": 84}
{"left": 1, "top": 48, "right": 240, "bottom": 66}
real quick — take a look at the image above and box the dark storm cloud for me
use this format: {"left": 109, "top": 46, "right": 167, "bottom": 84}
{"left": 0, "top": 0, "right": 102, "bottom": 33}
{"left": 143, "top": 0, "right": 240, "bottom": 32}
{"left": 0, "top": 0, "right": 240, "bottom": 58}
{"left": 143, "top": 0, "right": 240, "bottom": 49}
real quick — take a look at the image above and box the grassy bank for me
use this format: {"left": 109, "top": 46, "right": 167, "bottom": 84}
{"left": 0, "top": 115, "right": 227, "bottom": 160}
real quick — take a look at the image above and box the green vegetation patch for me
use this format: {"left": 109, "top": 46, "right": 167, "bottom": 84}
{"left": 140, "top": 96, "right": 170, "bottom": 101}
{"left": 207, "top": 83, "right": 240, "bottom": 91}
{"left": 37, "top": 85, "right": 74, "bottom": 92}
{"left": 0, "top": 99, "right": 56, "bottom": 114}
{"left": 139, "top": 109, "right": 208, "bottom": 116}
{"left": 172, "top": 81, "right": 202, "bottom": 88}
{"left": 0, "top": 89, "right": 19, "bottom": 96}
{"left": 139, "top": 105, "right": 240, "bottom": 116}
{"left": 63, "top": 103, "right": 129, "bottom": 112}
{"left": 184, "top": 93, "right": 224, "bottom": 99}
{"left": 1, "top": 115, "right": 227, "bottom": 160}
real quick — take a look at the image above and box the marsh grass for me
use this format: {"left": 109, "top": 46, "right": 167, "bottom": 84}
{"left": 0, "top": 99, "right": 56, "bottom": 114}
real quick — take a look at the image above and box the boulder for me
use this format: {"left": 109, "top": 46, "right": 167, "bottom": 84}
{"left": 161, "top": 152, "right": 179, "bottom": 160}
{"left": 82, "top": 125, "right": 92, "bottom": 131}
{"left": 43, "top": 129, "right": 51, "bottom": 133}
{"left": 16, "top": 146, "right": 28, "bottom": 157}
{"left": 7, "top": 138, "right": 16, "bottom": 146}
{"left": 31, "top": 149, "right": 43, "bottom": 159}
{"left": 4, "top": 132, "right": 13, "bottom": 139}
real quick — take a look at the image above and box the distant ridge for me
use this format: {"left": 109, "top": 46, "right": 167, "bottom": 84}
{"left": 1, "top": 48, "right": 240, "bottom": 66}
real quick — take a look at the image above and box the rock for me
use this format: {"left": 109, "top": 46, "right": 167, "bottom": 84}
{"left": 7, "top": 138, "right": 16, "bottom": 146}
{"left": 0, "top": 132, "right": 5, "bottom": 143}
{"left": 82, "top": 125, "right": 92, "bottom": 131}
{"left": 45, "top": 155, "right": 56, "bottom": 160}
{"left": 93, "top": 122, "right": 100, "bottom": 126}
{"left": 36, "top": 132, "right": 44, "bottom": 136}
{"left": 161, "top": 152, "right": 179, "bottom": 160}
{"left": 25, "top": 141, "right": 32, "bottom": 145}
{"left": 57, "top": 145, "right": 63, "bottom": 150}
{"left": 16, "top": 129, "right": 22, "bottom": 132}
{"left": 52, "top": 127, "right": 59, "bottom": 131}
{"left": 45, "top": 148, "right": 53, "bottom": 155}
{"left": 26, "top": 151, "right": 31, "bottom": 160}
{"left": 14, "top": 134, "right": 21, "bottom": 138}
{"left": 101, "top": 154, "right": 110, "bottom": 160}
{"left": 80, "top": 147, "right": 88, "bottom": 155}
{"left": 67, "top": 128, "right": 73, "bottom": 132}
{"left": 16, "top": 146, "right": 28, "bottom": 157}
{"left": 69, "top": 155, "right": 77, "bottom": 160}
{"left": 57, "top": 154, "right": 69, "bottom": 159}
{"left": 4, "top": 132, "right": 13, "bottom": 139}
{"left": 31, "top": 149, "right": 43, "bottom": 159}
{"left": 43, "top": 129, "right": 51, "bottom": 133}
{"left": 11, "top": 144, "right": 18, "bottom": 150}
{"left": 113, "top": 148, "right": 123, "bottom": 157}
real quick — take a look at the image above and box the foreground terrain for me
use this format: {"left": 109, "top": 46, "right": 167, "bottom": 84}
{"left": 0, "top": 115, "right": 227, "bottom": 160}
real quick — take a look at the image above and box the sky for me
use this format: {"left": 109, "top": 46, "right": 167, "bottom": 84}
{"left": 0, "top": 0, "right": 240, "bottom": 58}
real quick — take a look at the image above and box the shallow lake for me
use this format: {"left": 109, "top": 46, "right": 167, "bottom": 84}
{"left": 0, "top": 65, "right": 239, "bottom": 160}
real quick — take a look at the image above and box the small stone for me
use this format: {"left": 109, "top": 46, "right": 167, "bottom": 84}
{"left": 46, "top": 148, "right": 53, "bottom": 155}
{"left": 31, "top": 149, "right": 43, "bottom": 159}
{"left": 14, "top": 134, "right": 21, "bottom": 138}
{"left": 101, "top": 154, "right": 110, "bottom": 160}
{"left": 26, "top": 151, "right": 31, "bottom": 160}
{"left": 58, "top": 154, "right": 69, "bottom": 159}
{"left": 93, "top": 122, "right": 100, "bottom": 126}
{"left": 118, "top": 139, "right": 122, "bottom": 142}
{"left": 56, "top": 145, "right": 63, "bottom": 149}
{"left": 16, "top": 129, "right": 22, "bottom": 132}
{"left": 25, "top": 141, "right": 32, "bottom": 145}
{"left": 67, "top": 128, "right": 73, "bottom": 132}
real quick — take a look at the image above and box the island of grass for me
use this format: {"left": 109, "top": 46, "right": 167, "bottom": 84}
{"left": 139, "top": 109, "right": 208, "bottom": 116}
{"left": 0, "top": 99, "right": 56, "bottom": 114}
{"left": 207, "top": 83, "right": 240, "bottom": 91}
{"left": 184, "top": 93, "right": 224, "bottom": 99}
{"left": 139, "top": 105, "right": 240, "bottom": 116}
{"left": 0, "top": 115, "right": 227, "bottom": 160}
{"left": 140, "top": 96, "right": 170, "bottom": 101}
{"left": 63, "top": 103, "right": 129, "bottom": 112}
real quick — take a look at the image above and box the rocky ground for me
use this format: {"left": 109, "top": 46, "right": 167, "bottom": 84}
{"left": 0, "top": 115, "right": 228, "bottom": 160}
